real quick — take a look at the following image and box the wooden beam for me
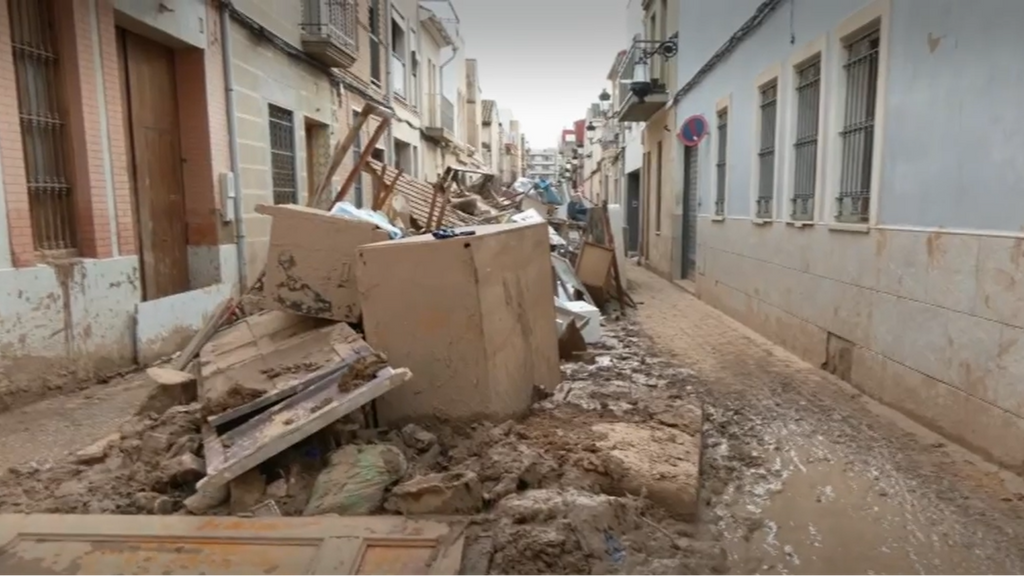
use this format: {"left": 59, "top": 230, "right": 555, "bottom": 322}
{"left": 309, "top": 102, "right": 380, "bottom": 210}
{"left": 335, "top": 116, "right": 391, "bottom": 206}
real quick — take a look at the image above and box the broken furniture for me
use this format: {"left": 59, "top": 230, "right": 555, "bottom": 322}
{"left": 0, "top": 514, "right": 465, "bottom": 574}
{"left": 365, "top": 160, "right": 483, "bottom": 231}
{"left": 255, "top": 204, "right": 389, "bottom": 322}
{"left": 356, "top": 221, "right": 561, "bottom": 424}
{"left": 193, "top": 310, "right": 412, "bottom": 500}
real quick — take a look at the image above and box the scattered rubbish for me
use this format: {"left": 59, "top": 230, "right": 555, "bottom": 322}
{"left": 431, "top": 227, "right": 477, "bottom": 240}
{"left": 560, "top": 300, "right": 602, "bottom": 344}
{"left": 304, "top": 444, "right": 408, "bottom": 516}
{"left": 385, "top": 471, "right": 484, "bottom": 515}
{"left": 329, "top": 201, "right": 404, "bottom": 239}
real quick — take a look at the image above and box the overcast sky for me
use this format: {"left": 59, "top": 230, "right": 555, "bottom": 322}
{"left": 453, "top": 0, "right": 626, "bottom": 149}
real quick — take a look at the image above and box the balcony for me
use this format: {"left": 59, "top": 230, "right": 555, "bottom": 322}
{"left": 614, "top": 35, "right": 675, "bottom": 123}
{"left": 423, "top": 92, "right": 456, "bottom": 145}
{"left": 300, "top": 0, "right": 358, "bottom": 68}
{"left": 390, "top": 53, "right": 406, "bottom": 99}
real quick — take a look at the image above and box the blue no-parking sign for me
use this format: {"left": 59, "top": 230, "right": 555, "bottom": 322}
{"left": 677, "top": 114, "right": 709, "bottom": 147}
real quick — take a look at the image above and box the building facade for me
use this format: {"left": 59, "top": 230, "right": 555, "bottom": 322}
{"left": 626, "top": 0, "right": 1024, "bottom": 471}
{"left": 525, "top": 147, "right": 558, "bottom": 182}
{"left": 0, "top": 0, "right": 237, "bottom": 404}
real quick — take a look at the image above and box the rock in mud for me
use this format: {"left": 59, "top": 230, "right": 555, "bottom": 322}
{"left": 592, "top": 421, "right": 701, "bottom": 520}
{"left": 304, "top": 445, "right": 407, "bottom": 516}
{"left": 136, "top": 367, "right": 198, "bottom": 417}
{"left": 400, "top": 423, "right": 437, "bottom": 451}
{"left": 133, "top": 491, "right": 176, "bottom": 515}
{"left": 230, "top": 469, "right": 267, "bottom": 514}
{"left": 184, "top": 483, "right": 228, "bottom": 514}
{"left": 385, "top": 471, "right": 483, "bottom": 515}
{"left": 70, "top": 433, "right": 121, "bottom": 465}
{"left": 161, "top": 453, "right": 206, "bottom": 485}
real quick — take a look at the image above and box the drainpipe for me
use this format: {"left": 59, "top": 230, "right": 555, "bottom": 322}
{"left": 383, "top": 0, "right": 395, "bottom": 168}
{"left": 221, "top": 1, "right": 248, "bottom": 291}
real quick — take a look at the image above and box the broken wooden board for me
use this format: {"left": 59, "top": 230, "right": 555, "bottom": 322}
{"left": 197, "top": 366, "right": 412, "bottom": 493}
{"left": 0, "top": 513, "right": 465, "bottom": 574}
{"left": 557, "top": 319, "right": 588, "bottom": 361}
{"left": 197, "top": 310, "right": 367, "bottom": 417}
{"left": 365, "top": 159, "right": 483, "bottom": 229}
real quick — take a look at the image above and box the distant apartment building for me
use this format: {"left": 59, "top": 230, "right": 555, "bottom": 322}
{"left": 525, "top": 148, "right": 559, "bottom": 181}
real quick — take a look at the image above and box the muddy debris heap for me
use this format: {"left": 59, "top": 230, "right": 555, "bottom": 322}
{"left": 0, "top": 186, "right": 718, "bottom": 574}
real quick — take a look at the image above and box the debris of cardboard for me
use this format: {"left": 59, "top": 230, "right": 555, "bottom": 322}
{"left": 255, "top": 203, "right": 389, "bottom": 322}
{"left": 0, "top": 112, "right": 714, "bottom": 575}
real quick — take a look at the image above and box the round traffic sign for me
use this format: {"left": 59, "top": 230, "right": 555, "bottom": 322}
{"left": 677, "top": 114, "right": 709, "bottom": 147}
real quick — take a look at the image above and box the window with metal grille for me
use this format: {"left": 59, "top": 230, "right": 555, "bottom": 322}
{"left": 9, "top": 0, "right": 77, "bottom": 252}
{"left": 714, "top": 109, "right": 728, "bottom": 216}
{"left": 755, "top": 81, "right": 777, "bottom": 219}
{"left": 837, "top": 28, "right": 880, "bottom": 223}
{"left": 268, "top": 104, "right": 297, "bottom": 205}
{"left": 350, "top": 109, "right": 363, "bottom": 207}
{"left": 792, "top": 58, "right": 821, "bottom": 221}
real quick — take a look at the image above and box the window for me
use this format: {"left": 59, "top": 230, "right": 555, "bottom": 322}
{"left": 268, "top": 104, "right": 297, "bottom": 205}
{"left": 390, "top": 18, "right": 406, "bottom": 98}
{"left": 792, "top": 58, "right": 821, "bottom": 221}
{"left": 837, "top": 28, "right": 880, "bottom": 223}
{"left": 351, "top": 109, "right": 363, "bottom": 207}
{"left": 714, "top": 109, "right": 728, "bottom": 216}
{"left": 10, "top": 0, "right": 77, "bottom": 251}
{"left": 410, "top": 50, "right": 419, "bottom": 107}
{"left": 654, "top": 141, "right": 662, "bottom": 232}
{"left": 755, "top": 81, "right": 778, "bottom": 219}
{"left": 368, "top": 0, "right": 382, "bottom": 84}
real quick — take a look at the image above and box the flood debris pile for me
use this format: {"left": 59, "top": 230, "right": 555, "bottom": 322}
{"left": 0, "top": 110, "right": 713, "bottom": 573}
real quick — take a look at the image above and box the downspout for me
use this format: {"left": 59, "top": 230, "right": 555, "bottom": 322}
{"left": 221, "top": 0, "right": 248, "bottom": 291}
{"left": 383, "top": 0, "right": 395, "bottom": 166}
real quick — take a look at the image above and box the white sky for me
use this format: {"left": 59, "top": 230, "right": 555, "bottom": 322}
{"left": 453, "top": 0, "right": 626, "bottom": 148}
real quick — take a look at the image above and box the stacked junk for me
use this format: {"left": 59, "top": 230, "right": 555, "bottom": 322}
{"left": 4, "top": 104, "right": 642, "bottom": 572}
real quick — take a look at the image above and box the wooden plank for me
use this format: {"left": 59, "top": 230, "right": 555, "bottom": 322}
{"left": 336, "top": 117, "right": 391, "bottom": 206}
{"left": 364, "top": 160, "right": 481, "bottom": 229}
{"left": 170, "top": 297, "right": 235, "bottom": 371}
{"left": 205, "top": 340, "right": 374, "bottom": 427}
{"left": 310, "top": 102, "right": 380, "bottom": 210}
{"left": 601, "top": 201, "right": 632, "bottom": 309}
{"left": 197, "top": 367, "right": 412, "bottom": 493}
{"left": 0, "top": 513, "right": 464, "bottom": 575}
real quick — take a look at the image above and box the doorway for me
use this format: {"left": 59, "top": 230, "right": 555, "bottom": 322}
{"left": 625, "top": 169, "right": 641, "bottom": 255}
{"left": 117, "top": 28, "right": 189, "bottom": 301}
{"left": 681, "top": 144, "right": 699, "bottom": 280}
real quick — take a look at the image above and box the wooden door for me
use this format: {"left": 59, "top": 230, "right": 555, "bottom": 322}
{"left": 120, "top": 30, "right": 190, "bottom": 300}
{"left": 0, "top": 514, "right": 465, "bottom": 574}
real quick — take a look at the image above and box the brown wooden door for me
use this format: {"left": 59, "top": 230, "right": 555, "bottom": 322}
{"left": 0, "top": 514, "right": 465, "bottom": 574}
{"left": 120, "top": 30, "right": 189, "bottom": 300}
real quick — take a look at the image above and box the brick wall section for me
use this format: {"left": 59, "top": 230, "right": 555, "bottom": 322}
{"left": 96, "top": 0, "right": 136, "bottom": 256}
{"left": 0, "top": 0, "right": 33, "bottom": 267}
{"left": 62, "top": 0, "right": 114, "bottom": 259}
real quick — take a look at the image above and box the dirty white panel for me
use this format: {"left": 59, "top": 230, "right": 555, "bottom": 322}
{"left": 135, "top": 282, "right": 234, "bottom": 365}
{"left": 0, "top": 257, "right": 140, "bottom": 365}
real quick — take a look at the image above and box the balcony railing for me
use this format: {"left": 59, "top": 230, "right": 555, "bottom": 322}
{"left": 441, "top": 95, "right": 454, "bottom": 133}
{"left": 424, "top": 92, "right": 456, "bottom": 143}
{"left": 300, "top": 0, "right": 358, "bottom": 68}
{"left": 391, "top": 53, "right": 406, "bottom": 99}
{"left": 614, "top": 34, "right": 674, "bottom": 122}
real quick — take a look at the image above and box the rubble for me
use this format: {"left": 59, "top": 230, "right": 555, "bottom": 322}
{"left": 135, "top": 367, "right": 198, "bottom": 417}
{"left": 385, "top": 471, "right": 484, "bottom": 515}
{"left": 0, "top": 115, "right": 706, "bottom": 573}
{"left": 304, "top": 445, "right": 407, "bottom": 516}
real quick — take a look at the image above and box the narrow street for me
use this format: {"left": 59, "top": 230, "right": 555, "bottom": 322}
{"left": 628, "top": 266, "right": 1024, "bottom": 574}
{"left": 3, "top": 267, "right": 1023, "bottom": 574}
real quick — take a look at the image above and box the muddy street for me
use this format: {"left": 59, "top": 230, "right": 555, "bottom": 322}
{"left": 1, "top": 266, "right": 1023, "bottom": 574}
{"left": 629, "top": 266, "right": 1024, "bottom": 574}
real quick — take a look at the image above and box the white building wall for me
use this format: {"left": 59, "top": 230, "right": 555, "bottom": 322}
{"left": 673, "top": 0, "right": 1024, "bottom": 472}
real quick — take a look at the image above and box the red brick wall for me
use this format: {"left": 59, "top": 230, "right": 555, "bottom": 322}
{"left": 0, "top": 0, "right": 229, "bottom": 267}
{"left": 0, "top": 0, "right": 34, "bottom": 267}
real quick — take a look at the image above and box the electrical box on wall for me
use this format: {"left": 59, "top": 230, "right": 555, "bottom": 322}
{"left": 220, "top": 171, "right": 236, "bottom": 223}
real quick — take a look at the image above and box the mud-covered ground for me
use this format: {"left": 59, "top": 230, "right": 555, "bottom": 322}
{"left": 628, "top": 266, "right": 1024, "bottom": 574}
{"left": 2, "top": 265, "right": 1024, "bottom": 574}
